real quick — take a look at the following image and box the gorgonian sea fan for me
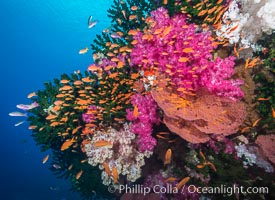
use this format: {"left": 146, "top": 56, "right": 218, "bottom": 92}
{"left": 130, "top": 7, "right": 244, "bottom": 100}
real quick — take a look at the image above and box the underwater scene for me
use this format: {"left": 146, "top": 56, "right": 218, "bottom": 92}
{"left": 2, "top": 0, "right": 275, "bottom": 199}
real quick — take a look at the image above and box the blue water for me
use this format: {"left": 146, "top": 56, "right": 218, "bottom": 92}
{"left": 0, "top": 1, "right": 112, "bottom": 199}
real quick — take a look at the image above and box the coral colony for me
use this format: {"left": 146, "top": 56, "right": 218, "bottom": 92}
{"left": 10, "top": 0, "right": 275, "bottom": 199}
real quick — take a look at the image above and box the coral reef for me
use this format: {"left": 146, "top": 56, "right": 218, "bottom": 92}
{"left": 9, "top": 0, "right": 275, "bottom": 199}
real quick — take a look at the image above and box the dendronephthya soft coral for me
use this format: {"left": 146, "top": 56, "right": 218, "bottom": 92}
{"left": 130, "top": 7, "right": 244, "bottom": 100}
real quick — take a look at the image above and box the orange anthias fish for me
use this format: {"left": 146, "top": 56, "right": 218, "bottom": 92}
{"left": 164, "top": 148, "right": 172, "bottom": 165}
{"left": 233, "top": 44, "right": 239, "bottom": 58}
{"left": 197, "top": 150, "right": 217, "bottom": 172}
{"left": 76, "top": 170, "right": 83, "bottom": 180}
{"left": 129, "top": 15, "right": 137, "bottom": 20}
{"left": 88, "top": 64, "right": 100, "bottom": 71}
{"left": 112, "top": 166, "right": 119, "bottom": 183}
{"left": 72, "top": 126, "right": 82, "bottom": 135}
{"left": 182, "top": 48, "right": 194, "bottom": 53}
{"left": 74, "top": 80, "right": 83, "bottom": 86}
{"left": 61, "top": 139, "right": 75, "bottom": 151}
{"left": 29, "top": 125, "right": 37, "bottom": 130}
{"left": 178, "top": 57, "right": 189, "bottom": 62}
{"left": 27, "top": 92, "right": 37, "bottom": 98}
{"left": 176, "top": 177, "right": 190, "bottom": 190}
{"left": 79, "top": 47, "right": 89, "bottom": 54}
{"left": 103, "top": 162, "right": 111, "bottom": 176}
{"left": 199, "top": 150, "right": 206, "bottom": 161}
{"left": 245, "top": 57, "right": 262, "bottom": 68}
{"left": 165, "top": 177, "right": 178, "bottom": 182}
{"left": 60, "top": 79, "right": 70, "bottom": 84}
{"left": 198, "top": 9, "right": 208, "bottom": 17}
{"left": 42, "top": 154, "right": 50, "bottom": 164}
{"left": 241, "top": 126, "right": 250, "bottom": 133}
{"left": 131, "top": 73, "right": 139, "bottom": 79}
{"left": 130, "top": 6, "right": 138, "bottom": 11}
{"left": 272, "top": 107, "right": 275, "bottom": 118}
{"left": 257, "top": 97, "right": 270, "bottom": 101}
{"left": 128, "top": 29, "right": 138, "bottom": 36}
{"left": 46, "top": 115, "right": 58, "bottom": 120}
{"left": 94, "top": 140, "right": 112, "bottom": 147}
{"left": 252, "top": 118, "right": 261, "bottom": 127}
{"left": 162, "top": 26, "right": 172, "bottom": 37}
{"left": 68, "top": 164, "right": 73, "bottom": 170}
{"left": 206, "top": 161, "right": 217, "bottom": 172}
{"left": 133, "top": 105, "right": 139, "bottom": 118}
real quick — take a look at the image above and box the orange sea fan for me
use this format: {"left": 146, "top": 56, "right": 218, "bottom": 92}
{"left": 151, "top": 77, "right": 246, "bottom": 143}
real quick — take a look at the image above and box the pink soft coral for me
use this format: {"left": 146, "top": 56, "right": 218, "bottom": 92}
{"left": 82, "top": 105, "right": 98, "bottom": 123}
{"left": 126, "top": 93, "right": 160, "bottom": 152}
{"left": 130, "top": 7, "right": 243, "bottom": 100}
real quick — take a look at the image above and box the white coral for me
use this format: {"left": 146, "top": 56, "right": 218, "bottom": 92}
{"left": 216, "top": 0, "right": 275, "bottom": 49}
{"left": 83, "top": 123, "right": 154, "bottom": 185}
